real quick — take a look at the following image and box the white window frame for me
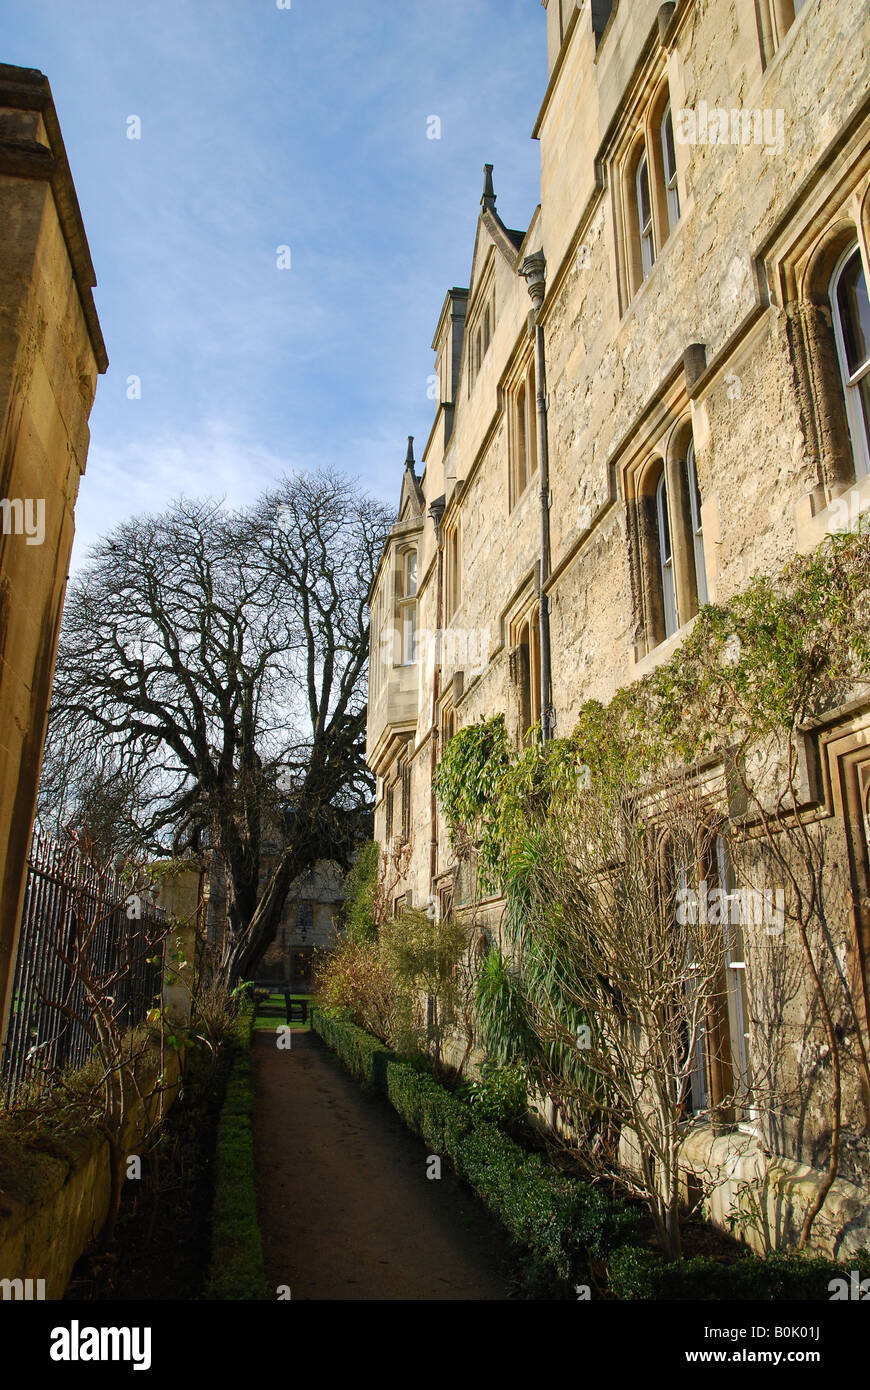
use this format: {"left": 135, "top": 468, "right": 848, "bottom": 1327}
{"left": 656, "top": 471, "right": 677, "bottom": 638}
{"left": 636, "top": 151, "right": 655, "bottom": 280}
{"left": 686, "top": 440, "right": 708, "bottom": 607}
{"left": 830, "top": 243, "right": 870, "bottom": 481}
{"left": 399, "top": 549, "right": 418, "bottom": 665}
{"left": 661, "top": 103, "right": 680, "bottom": 233}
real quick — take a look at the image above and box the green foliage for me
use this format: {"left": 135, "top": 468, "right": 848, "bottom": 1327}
{"left": 434, "top": 534, "right": 870, "bottom": 856}
{"left": 311, "top": 1008, "right": 641, "bottom": 1285}
{"left": 432, "top": 533, "right": 870, "bottom": 1221}
{"left": 341, "top": 839, "right": 380, "bottom": 943}
{"left": 460, "top": 1063, "right": 528, "bottom": 1123}
{"left": 378, "top": 908, "right": 466, "bottom": 993}
{"left": 378, "top": 907, "right": 467, "bottom": 1058}
{"left": 474, "top": 949, "right": 540, "bottom": 1068}
{"left": 316, "top": 907, "right": 468, "bottom": 1062}
{"left": 433, "top": 715, "right": 511, "bottom": 890}
{"left": 204, "top": 1003, "right": 269, "bottom": 1301}
{"left": 313, "top": 1006, "right": 394, "bottom": 1091}
{"left": 313, "top": 934, "right": 402, "bottom": 1045}
{"left": 313, "top": 1009, "right": 870, "bottom": 1296}
{"left": 608, "top": 1245, "right": 870, "bottom": 1301}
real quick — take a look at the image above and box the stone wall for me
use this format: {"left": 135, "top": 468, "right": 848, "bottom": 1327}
{"left": 366, "top": 0, "right": 870, "bottom": 1252}
{"left": 0, "top": 65, "right": 107, "bottom": 1046}
{"left": 0, "top": 1050, "right": 182, "bottom": 1300}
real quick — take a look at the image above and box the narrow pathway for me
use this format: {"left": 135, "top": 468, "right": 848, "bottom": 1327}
{"left": 252, "top": 1031, "right": 511, "bottom": 1300}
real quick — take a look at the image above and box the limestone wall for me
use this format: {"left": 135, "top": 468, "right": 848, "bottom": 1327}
{"left": 0, "top": 1050, "right": 182, "bottom": 1300}
{"left": 0, "top": 66, "right": 106, "bottom": 1045}
{"left": 366, "top": 0, "right": 870, "bottom": 1252}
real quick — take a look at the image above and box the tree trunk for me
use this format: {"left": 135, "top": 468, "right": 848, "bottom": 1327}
{"left": 221, "top": 841, "right": 314, "bottom": 987}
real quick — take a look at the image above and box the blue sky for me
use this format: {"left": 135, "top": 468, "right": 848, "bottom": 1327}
{"left": 3, "top": 0, "right": 546, "bottom": 564}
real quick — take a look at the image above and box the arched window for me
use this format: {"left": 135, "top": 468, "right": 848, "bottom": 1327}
{"left": 440, "top": 703, "right": 456, "bottom": 751}
{"left": 400, "top": 548, "right": 417, "bottom": 664}
{"left": 510, "top": 361, "right": 538, "bottom": 508}
{"left": 636, "top": 150, "right": 655, "bottom": 280}
{"left": 636, "top": 433, "right": 705, "bottom": 656}
{"left": 483, "top": 306, "right": 491, "bottom": 355}
{"left": 445, "top": 522, "right": 461, "bottom": 618}
{"left": 656, "top": 471, "right": 677, "bottom": 639}
{"left": 623, "top": 84, "right": 681, "bottom": 300}
{"left": 773, "top": 0, "right": 806, "bottom": 40}
{"left": 529, "top": 607, "right": 542, "bottom": 731}
{"left": 515, "top": 379, "right": 528, "bottom": 496}
{"left": 509, "top": 606, "right": 541, "bottom": 744}
{"left": 661, "top": 102, "right": 680, "bottom": 233}
{"left": 830, "top": 244, "right": 870, "bottom": 480}
{"left": 759, "top": 0, "right": 808, "bottom": 63}
{"left": 686, "top": 440, "right": 708, "bottom": 607}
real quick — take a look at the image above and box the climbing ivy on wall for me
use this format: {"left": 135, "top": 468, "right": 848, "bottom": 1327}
{"left": 433, "top": 713, "right": 511, "bottom": 891}
{"left": 433, "top": 529, "right": 870, "bottom": 1253}
{"left": 434, "top": 528, "right": 870, "bottom": 889}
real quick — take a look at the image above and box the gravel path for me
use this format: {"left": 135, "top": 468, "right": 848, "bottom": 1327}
{"left": 252, "top": 1030, "right": 511, "bottom": 1300}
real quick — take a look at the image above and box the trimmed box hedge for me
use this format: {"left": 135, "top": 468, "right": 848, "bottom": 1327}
{"left": 608, "top": 1244, "right": 870, "bottom": 1301}
{"left": 312, "top": 1008, "right": 870, "bottom": 1300}
{"left": 312, "top": 1008, "right": 640, "bottom": 1283}
{"left": 204, "top": 1003, "right": 269, "bottom": 1300}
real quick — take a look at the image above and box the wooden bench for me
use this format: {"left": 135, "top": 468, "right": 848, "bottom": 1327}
{"left": 283, "top": 993, "right": 308, "bottom": 1025}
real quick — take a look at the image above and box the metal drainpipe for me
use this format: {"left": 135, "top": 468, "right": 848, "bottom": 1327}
{"left": 428, "top": 497, "right": 445, "bottom": 899}
{"left": 520, "top": 251, "right": 554, "bottom": 741}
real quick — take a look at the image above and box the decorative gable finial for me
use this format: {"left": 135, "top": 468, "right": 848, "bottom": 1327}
{"left": 481, "top": 163, "right": 496, "bottom": 213}
{"left": 405, "top": 436, "right": 415, "bottom": 470}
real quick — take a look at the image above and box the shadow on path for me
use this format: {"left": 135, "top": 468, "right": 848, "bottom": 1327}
{"left": 253, "top": 1031, "right": 512, "bottom": 1300}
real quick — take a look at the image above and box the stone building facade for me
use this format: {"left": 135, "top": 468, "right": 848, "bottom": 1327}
{"left": 0, "top": 65, "right": 107, "bottom": 1047}
{"left": 367, "top": 0, "right": 870, "bottom": 1253}
{"left": 258, "top": 861, "right": 345, "bottom": 992}
{"left": 206, "top": 854, "right": 344, "bottom": 992}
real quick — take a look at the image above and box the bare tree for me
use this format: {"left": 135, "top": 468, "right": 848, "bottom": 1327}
{"left": 723, "top": 728, "right": 870, "bottom": 1248}
{"left": 516, "top": 767, "right": 758, "bottom": 1259}
{"left": 41, "top": 469, "right": 392, "bottom": 987}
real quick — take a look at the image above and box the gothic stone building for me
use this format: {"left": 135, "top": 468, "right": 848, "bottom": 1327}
{"left": 206, "top": 854, "right": 344, "bottom": 993}
{"left": 367, "top": 0, "right": 870, "bottom": 1254}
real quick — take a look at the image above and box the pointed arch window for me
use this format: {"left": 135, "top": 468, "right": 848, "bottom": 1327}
{"left": 445, "top": 522, "right": 461, "bottom": 619}
{"left": 661, "top": 103, "right": 680, "bottom": 232}
{"left": 516, "top": 379, "right": 528, "bottom": 496}
{"left": 767, "top": 0, "right": 808, "bottom": 51}
{"left": 656, "top": 471, "right": 677, "bottom": 639}
{"left": 636, "top": 430, "right": 706, "bottom": 655}
{"left": 830, "top": 243, "right": 870, "bottom": 480}
{"left": 686, "top": 440, "right": 708, "bottom": 607}
{"left": 509, "top": 360, "right": 538, "bottom": 509}
{"left": 400, "top": 548, "right": 418, "bottom": 665}
{"left": 636, "top": 151, "right": 655, "bottom": 280}
{"left": 509, "top": 606, "right": 541, "bottom": 745}
{"left": 620, "top": 82, "right": 681, "bottom": 302}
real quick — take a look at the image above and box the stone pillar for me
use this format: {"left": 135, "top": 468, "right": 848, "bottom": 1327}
{"left": 0, "top": 64, "right": 107, "bottom": 1049}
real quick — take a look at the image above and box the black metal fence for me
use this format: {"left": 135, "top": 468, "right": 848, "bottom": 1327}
{"left": 1, "top": 830, "right": 166, "bottom": 1105}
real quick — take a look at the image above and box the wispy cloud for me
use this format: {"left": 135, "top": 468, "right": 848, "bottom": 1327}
{"left": 4, "top": 0, "right": 546, "bottom": 558}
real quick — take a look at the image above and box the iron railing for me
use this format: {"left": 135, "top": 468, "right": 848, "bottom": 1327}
{"left": 1, "top": 829, "right": 166, "bottom": 1104}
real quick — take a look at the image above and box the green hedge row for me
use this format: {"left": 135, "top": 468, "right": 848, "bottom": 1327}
{"left": 312, "top": 1008, "right": 640, "bottom": 1283}
{"left": 204, "top": 1003, "right": 270, "bottom": 1300}
{"left": 609, "top": 1244, "right": 870, "bottom": 1301}
{"left": 312, "top": 1008, "right": 870, "bottom": 1300}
